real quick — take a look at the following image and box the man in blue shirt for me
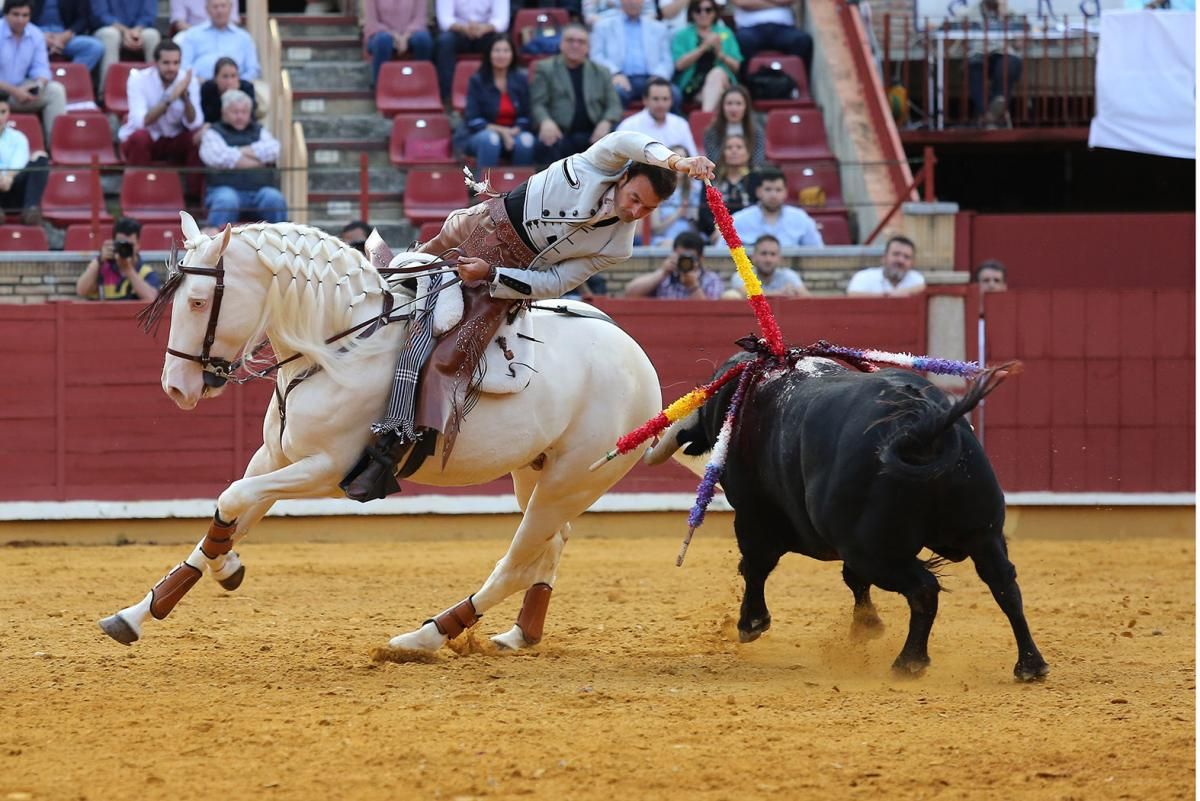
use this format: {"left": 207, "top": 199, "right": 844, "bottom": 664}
{"left": 730, "top": 166, "right": 823, "bottom": 247}
{"left": 591, "top": 0, "right": 679, "bottom": 110}
{"left": 0, "top": 0, "right": 67, "bottom": 139}
{"left": 178, "top": 0, "right": 260, "bottom": 81}
{"left": 93, "top": 0, "right": 161, "bottom": 90}
{"left": 31, "top": 0, "right": 104, "bottom": 73}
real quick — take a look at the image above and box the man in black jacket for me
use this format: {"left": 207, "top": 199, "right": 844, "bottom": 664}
{"left": 31, "top": 0, "right": 103, "bottom": 76}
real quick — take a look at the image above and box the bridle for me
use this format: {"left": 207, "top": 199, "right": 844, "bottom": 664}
{"left": 159, "top": 241, "right": 465, "bottom": 389}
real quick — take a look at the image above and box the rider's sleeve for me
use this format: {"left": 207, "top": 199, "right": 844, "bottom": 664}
{"left": 490, "top": 253, "right": 621, "bottom": 300}
{"left": 581, "top": 131, "right": 677, "bottom": 174}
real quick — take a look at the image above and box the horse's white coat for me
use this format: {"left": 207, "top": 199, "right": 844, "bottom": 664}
{"left": 127, "top": 213, "right": 663, "bottom": 651}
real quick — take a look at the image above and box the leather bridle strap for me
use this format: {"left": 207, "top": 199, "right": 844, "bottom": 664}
{"left": 165, "top": 256, "right": 231, "bottom": 382}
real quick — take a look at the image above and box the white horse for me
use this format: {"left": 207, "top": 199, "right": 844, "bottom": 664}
{"left": 98, "top": 212, "right": 662, "bottom": 653}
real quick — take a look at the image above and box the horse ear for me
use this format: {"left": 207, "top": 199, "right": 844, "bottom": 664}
{"left": 218, "top": 224, "right": 233, "bottom": 255}
{"left": 180, "top": 210, "right": 201, "bottom": 244}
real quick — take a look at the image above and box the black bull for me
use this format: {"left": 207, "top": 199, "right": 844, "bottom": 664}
{"left": 651, "top": 354, "right": 1049, "bottom": 681}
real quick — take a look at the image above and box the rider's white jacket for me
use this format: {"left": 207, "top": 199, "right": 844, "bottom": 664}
{"left": 488, "top": 131, "right": 675, "bottom": 301}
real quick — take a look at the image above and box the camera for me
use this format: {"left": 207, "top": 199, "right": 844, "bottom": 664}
{"left": 676, "top": 255, "right": 696, "bottom": 273}
{"left": 115, "top": 240, "right": 134, "bottom": 259}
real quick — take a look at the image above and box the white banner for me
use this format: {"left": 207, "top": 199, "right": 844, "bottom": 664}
{"left": 914, "top": 0, "right": 1126, "bottom": 23}
{"left": 1088, "top": 10, "right": 1196, "bottom": 160}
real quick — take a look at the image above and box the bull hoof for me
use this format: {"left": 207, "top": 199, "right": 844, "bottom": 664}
{"left": 98, "top": 614, "right": 139, "bottom": 645}
{"left": 891, "top": 655, "right": 930, "bottom": 677}
{"left": 217, "top": 565, "right": 246, "bottom": 591}
{"left": 1014, "top": 658, "right": 1050, "bottom": 682}
{"left": 850, "top": 609, "right": 885, "bottom": 640}
{"left": 738, "top": 615, "right": 771, "bottom": 643}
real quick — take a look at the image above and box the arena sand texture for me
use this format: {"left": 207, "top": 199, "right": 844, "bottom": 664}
{"left": 1, "top": 523, "right": 1193, "bottom": 801}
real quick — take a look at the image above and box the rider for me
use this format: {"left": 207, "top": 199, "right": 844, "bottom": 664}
{"left": 342, "top": 130, "right": 716, "bottom": 501}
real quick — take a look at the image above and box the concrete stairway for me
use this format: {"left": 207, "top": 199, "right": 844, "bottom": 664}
{"left": 278, "top": 14, "right": 415, "bottom": 244}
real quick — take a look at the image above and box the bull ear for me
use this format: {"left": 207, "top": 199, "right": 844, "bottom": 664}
{"left": 217, "top": 223, "right": 233, "bottom": 256}
{"left": 180, "top": 210, "right": 201, "bottom": 244}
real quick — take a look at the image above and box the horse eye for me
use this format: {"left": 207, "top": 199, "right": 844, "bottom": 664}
{"left": 190, "top": 298, "right": 206, "bottom": 310}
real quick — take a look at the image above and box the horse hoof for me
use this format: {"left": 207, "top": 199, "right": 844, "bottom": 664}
{"left": 218, "top": 565, "right": 245, "bottom": 591}
{"left": 1014, "top": 660, "right": 1050, "bottom": 682}
{"left": 98, "top": 614, "right": 139, "bottom": 645}
{"left": 491, "top": 625, "right": 531, "bottom": 651}
{"left": 388, "top": 622, "right": 447, "bottom": 653}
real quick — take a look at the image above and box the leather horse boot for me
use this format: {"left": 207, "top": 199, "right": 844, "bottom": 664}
{"left": 340, "top": 430, "right": 408, "bottom": 502}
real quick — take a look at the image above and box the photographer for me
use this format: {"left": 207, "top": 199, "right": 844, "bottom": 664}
{"left": 623, "top": 230, "right": 725, "bottom": 299}
{"left": 76, "top": 217, "right": 162, "bottom": 302}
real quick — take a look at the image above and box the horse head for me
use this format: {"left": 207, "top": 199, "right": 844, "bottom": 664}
{"left": 157, "top": 211, "right": 270, "bottom": 409}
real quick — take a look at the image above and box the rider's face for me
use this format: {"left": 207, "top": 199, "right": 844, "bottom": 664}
{"left": 614, "top": 174, "right": 662, "bottom": 223}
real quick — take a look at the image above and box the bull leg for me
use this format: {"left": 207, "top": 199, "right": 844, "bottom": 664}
{"left": 843, "top": 564, "right": 885, "bottom": 638}
{"left": 970, "top": 536, "right": 1050, "bottom": 682}
{"left": 871, "top": 561, "right": 940, "bottom": 676}
{"left": 734, "top": 510, "right": 784, "bottom": 642}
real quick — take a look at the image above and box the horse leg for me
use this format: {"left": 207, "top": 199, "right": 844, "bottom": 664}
{"left": 98, "top": 455, "right": 334, "bottom": 645}
{"left": 843, "top": 563, "right": 885, "bottom": 638}
{"left": 969, "top": 535, "right": 1050, "bottom": 681}
{"left": 491, "top": 467, "right": 566, "bottom": 651}
{"left": 205, "top": 445, "right": 283, "bottom": 589}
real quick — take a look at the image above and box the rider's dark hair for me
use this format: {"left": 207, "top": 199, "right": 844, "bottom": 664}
{"left": 625, "top": 161, "right": 677, "bottom": 202}
{"left": 114, "top": 217, "right": 142, "bottom": 237}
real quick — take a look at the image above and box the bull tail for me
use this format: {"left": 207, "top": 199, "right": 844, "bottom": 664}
{"left": 877, "top": 362, "right": 1020, "bottom": 480}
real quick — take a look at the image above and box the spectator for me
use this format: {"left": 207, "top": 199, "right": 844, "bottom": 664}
{"left": 0, "top": 92, "right": 48, "bottom": 224}
{"left": 0, "top": 0, "right": 67, "bottom": 140}
{"left": 624, "top": 230, "right": 724, "bottom": 299}
{"left": 199, "top": 88, "right": 286, "bottom": 228}
{"left": 698, "top": 133, "right": 753, "bottom": 238}
{"left": 118, "top": 41, "right": 204, "bottom": 195}
{"left": 199, "top": 56, "right": 254, "bottom": 123}
{"left": 529, "top": 23, "right": 622, "bottom": 164}
{"left": 972, "top": 258, "right": 1008, "bottom": 292}
{"left": 434, "top": 0, "right": 508, "bottom": 101}
{"left": 730, "top": 166, "right": 823, "bottom": 247}
{"left": 561, "top": 273, "right": 608, "bottom": 302}
{"left": 846, "top": 234, "right": 924, "bottom": 297}
{"left": 94, "top": 0, "right": 161, "bottom": 89}
{"left": 966, "top": 0, "right": 1021, "bottom": 128}
{"left": 364, "top": 0, "right": 433, "bottom": 89}
{"left": 616, "top": 77, "right": 696, "bottom": 154}
{"left": 178, "top": 0, "right": 260, "bottom": 81}
{"left": 725, "top": 234, "right": 807, "bottom": 298}
{"left": 454, "top": 36, "right": 534, "bottom": 168}
{"left": 671, "top": 0, "right": 741, "bottom": 112}
{"left": 702, "top": 85, "right": 764, "bottom": 165}
{"left": 647, "top": 145, "right": 699, "bottom": 245}
{"left": 75, "top": 216, "right": 161, "bottom": 301}
{"left": 32, "top": 0, "right": 104, "bottom": 76}
{"left": 729, "top": 0, "right": 813, "bottom": 83}
{"left": 170, "top": 0, "right": 239, "bottom": 35}
{"left": 340, "top": 219, "right": 370, "bottom": 251}
{"left": 591, "top": 0, "right": 679, "bottom": 110}
{"left": 580, "top": 0, "right": 649, "bottom": 27}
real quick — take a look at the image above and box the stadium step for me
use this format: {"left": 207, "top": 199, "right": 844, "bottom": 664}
{"left": 282, "top": 38, "right": 363, "bottom": 65}
{"left": 288, "top": 60, "right": 371, "bottom": 92}
{"left": 307, "top": 164, "right": 406, "bottom": 194}
{"left": 274, "top": 15, "right": 359, "bottom": 38}
{"left": 297, "top": 113, "right": 391, "bottom": 142}
{"left": 294, "top": 95, "right": 377, "bottom": 116}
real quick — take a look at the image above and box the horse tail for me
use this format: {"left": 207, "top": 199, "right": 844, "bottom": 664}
{"left": 877, "top": 362, "right": 1020, "bottom": 480}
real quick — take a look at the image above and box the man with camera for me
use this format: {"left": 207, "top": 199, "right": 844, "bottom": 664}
{"left": 623, "top": 230, "right": 725, "bottom": 299}
{"left": 75, "top": 217, "right": 162, "bottom": 302}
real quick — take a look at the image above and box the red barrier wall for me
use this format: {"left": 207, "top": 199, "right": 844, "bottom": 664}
{"left": 956, "top": 213, "right": 1195, "bottom": 289}
{"left": 0, "top": 298, "right": 926, "bottom": 502}
{"left": 981, "top": 289, "right": 1195, "bottom": 492}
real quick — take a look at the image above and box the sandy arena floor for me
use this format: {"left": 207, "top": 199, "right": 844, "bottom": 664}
{"left": 1, "top": 525, "right": 1194, "bottom": 801}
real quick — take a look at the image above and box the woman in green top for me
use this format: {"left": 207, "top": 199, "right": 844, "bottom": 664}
{"left": 670, "top": 0, "right": 742, "bottom": 112}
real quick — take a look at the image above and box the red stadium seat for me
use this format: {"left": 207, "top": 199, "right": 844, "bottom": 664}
{"left": 375, "top": 61, "right": 442, "bottom": 116}
{"left": 417, "top": 221, "right": 443, "bottom": 242}
{"left": 780, "top": 160, "right": 845, "bottom": 209}
{"left": 687, "top": 110, "right": 714, "bottom": 154}
{"left": 102, "top": 62, "right": 141, "bottom": 116}
{"left": 511, "top": 8, "right": 570, "bottom": 62}
{"left": 50, "top": 62, "right": 95, "bottom": 108}
{"left": 404, "top": 167, "right": 468, "bottom": 226}
{"left": 120, "top": 169, "right": 185, "bottom": 222}
{"left": 139, "top": 223, "right": 185, "bottom": 250}
{"left": 388, "top": 114, "right": 454, "bottom": 166}
{"left": 810, "top": 211, "right": 852, "bottom": 245}
{"left": 746, "top": 55, "right": 812, "bottom": 109}
{"left": 0, "top": 225, "right": 49, "bottom": 251}
{"left": 63, "top": 223, "right": 106, "bottom": 251}
{"left": 49, "top": 113, "right": 120, "bottom": 166}
{"left": 764, "top": 108, "right": 833, "bottom": 163}
{"left": 41, "top": 169, "right": 113, "bottom": 225}
{"left": 451, "top": 60, "right": 477, "bottom": 113}
{"left": 482, "top": 166, "right": 534, "bottom": 193}
{"left": 6, "top": 114, "right": 45, "bottom": 153}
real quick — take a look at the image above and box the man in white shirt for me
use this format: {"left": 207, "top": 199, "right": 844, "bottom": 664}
{"left": 434, "top": 0, "right": 509, "bottom": 100}
{"left": 730, "top": 0, "right": 813, "bottom": 80}
{"left": 845, "top": 235, "right": 926, "bottom": 297}
{"left": 119, "top": 40, "right": 204, "bottom": 195}
{"left": 199, "top": 88, "right": 284, "bottom": 228}
{"left": 0, "top": 91, "right": 49, "bottom": 225}
{"left": 730, "top": 167, "right": 823, "bottom": 247}
{"left": 615, "top": 78, "right": 697, "bottom": 155}
{"left": 726, "top": 234, "right": 808, "bottom": 298}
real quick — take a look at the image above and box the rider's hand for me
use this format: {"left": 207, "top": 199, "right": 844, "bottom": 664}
{"left": 672, "top": 155, "right": 716, "bottom": 181}
{"left": 456, "top": 256, "right": 492, "bottom": 284}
